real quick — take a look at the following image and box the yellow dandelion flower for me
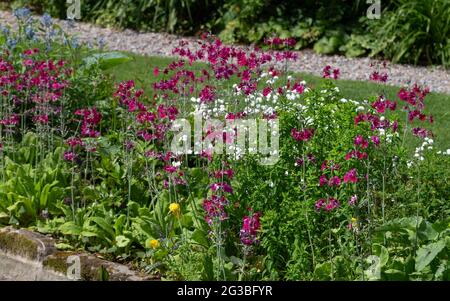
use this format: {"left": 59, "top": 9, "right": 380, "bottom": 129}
{"left": 351, "top": 217, "right": 357, "bottom": 223}
{"left": 169, "top": 203, "right": 181, "bottom": 216}
{"left": 146, "top": 239, "right": 160, "bottom": 249}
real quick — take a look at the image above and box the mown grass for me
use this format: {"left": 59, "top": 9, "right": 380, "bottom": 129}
{"left": 108, "top": 53, "right": 450, "bottom": 150}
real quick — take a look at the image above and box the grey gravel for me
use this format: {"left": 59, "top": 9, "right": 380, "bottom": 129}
{"left": 1, "top": 10, "right": 449, "bottom": 94}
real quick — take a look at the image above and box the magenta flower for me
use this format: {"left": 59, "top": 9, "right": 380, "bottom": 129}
{"left": 343, "top": 169, "right": 358, "bottom": 184}
{"left": 325, "top": 198, "right": 340, "bottom": 211}
{"left": 203, "top": 195, "right": 229, "bottom": 225}
{"left": 369, "top": 71, "right": 388, "bottom": 83}
{"left": 329, "top": 176, "right": 341, "bottom": 187}
{"left": 319, "top": 175, "right": 328, "bottom": 186}
{"left": 412, "top": 127, "right": 429, "bottom": 139}
{"left": 372, "top": 135, "right": 380, "bottom": 146}
{"left": 322, "top": 65, "right": 340, "bottom": 79}
{"left": 354, "top": 135, "right": 369, "bottom": 149}
{"left": 200, "top": 86, "right": 215, "bottom": 103}
{"left": 240, "top": 211, "right": 261, "bottom": 246}
{"left": 291, "top": 128, "right": 315, "bottom": 142}
{"left": 210, "top": 182, "right": 233, "bottom": 194}
{"left": 316, "top": 198, "right": 340, "bottom": 212}
{"left": 263, "top": 86, "right": 272, "bottom": 97}
{"left": 315, "top": 199, "right": 326, "bottom": 211}
{"left": 63, "top": 151, "right": 76, "bottom": 162}
{"left": 348, "top": 195, "right": 358, "bottom": 206}
{"left": 213, "top": 169, "right": 234, "bottom": 180}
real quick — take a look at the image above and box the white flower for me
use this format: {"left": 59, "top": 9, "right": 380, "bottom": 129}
{"left": 172, "top": 161, "right": 181, "bottom": 167}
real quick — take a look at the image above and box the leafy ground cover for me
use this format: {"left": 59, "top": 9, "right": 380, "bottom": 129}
{"left": 0, "top": 9, "right": 449, "bottom": 281}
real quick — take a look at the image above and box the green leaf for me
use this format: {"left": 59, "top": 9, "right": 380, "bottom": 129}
{"left": 98, "top": 266, "right": 110, "bottom": 281}
{"left": 383, "top": 269, "right": 407, "bottom": 281}
{"left": 372, "top": 244, "right": 389, "bottom": 267}
{"left": 191, "top": 229, "right": 209, "bottom": 248}
{"left": 415, "top": 240, "right": 446, "bottom": 272}
{"left": 83, "top": 52, "right": 132, "bottom": 70}
{"left": 114, "top": 214, "right": 127, "bottom": 235}
{"left": 115, "top": 235, "right": 131, "bottom": 248}
{"left": 59, "top": 222, "right": 82, "bottom": 236}
{"left": 55, "top": 243, "right": 74, "bottom": 250}
{"left": 230, "top": 256, "right": 243, "bottom": 267}
{"left": 314, "top": 262, "right": 332, "bottom": 280}
{"left": 90, "top": 217, "right": 115, "bottom": 239}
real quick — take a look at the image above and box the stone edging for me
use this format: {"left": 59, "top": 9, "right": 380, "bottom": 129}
{"left": 0, "top": 227, "right": 154, "bottom": 281}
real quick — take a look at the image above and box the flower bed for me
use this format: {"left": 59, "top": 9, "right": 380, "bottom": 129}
{"left": 0, "top": 9, "right": 449, "bottom": 281}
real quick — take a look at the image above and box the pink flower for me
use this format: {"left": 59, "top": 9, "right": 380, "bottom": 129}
{"left": 153, "top": 67, "right": 159, "bottom": 77}
{"left": 64, "top": 151, "right": 76, "bottom": 162}
{"left": 343, "top": 169, "right": 358, "bottom": 184}
{"left": 203, "top": 195, "right": 229, "bottom": 225}
{"left": 291, "top": 128, "right": 315, "bottom": 142}
{"left": 315, "top": 198, "right": 340, "bottom": 212}
{"left": 319, "top": 175, "right": 328, "bottom": 186}
{"left": 210, "top": 182, "right": 233, "bottom": 194}
{"left": 329, "top": 176, "right": 341, "bottom": 187}
{"left": 322, "top": 65, "right": 340, "bottom": 79}
{"left": 354, "top": 135, "right": 369, "bottom": 149}
{"left": 164, "top": 165, "right": 178, "bottom": 173}
{"left": 240, "top": 211, "right": 261, "bottom": 245}
{"left": 372, "top": 135, "right": 380, "bottom": 146}
{"left": 315, "top": 199, "right": 326, "bottom": 211}
{"left": 199, "top": 86, "right": 215, "bottom": 103}
{"left": 332, "top": 68, "right": 340, "bottom": 80}
{"left": 369, "top": 71, "right": 388, "bottom": 83}
{"left": 263, "top": 86, "right": 272, "bottom": 97}
{"left": 412, "top": 127, "right": 429, "bottom": 139}
{"left": 325, "top": 198, "right": 340, "bottom": 211}
{"left": 349, "top": 195, "right": 358, "bottom": 206}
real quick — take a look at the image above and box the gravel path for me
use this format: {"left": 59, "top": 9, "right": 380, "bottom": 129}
{"left": 1, "top": 10, "right": 449, "bottom": 94}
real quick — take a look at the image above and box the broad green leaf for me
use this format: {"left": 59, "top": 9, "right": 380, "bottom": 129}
{"left": 191, "top": 229, "right": 209, "bottom": 248}
{"left": 115, "top": 235, "right": 131, "bottom": 248}
{"left": 415, "top": 240, "right": 446, "bottom": 272}
{"left": 83, "top": 52, "right": 132, "bottom": 70}
{"left": 114, "top": 214, "right": 127, "bottom": 235}
{"left": 383, "top": 269, "right": 407, "bottom": 281}
{"left": 59, "top": 222, "right": 82, "bottom": 236}
{"left": 90, "top": 217, "right": 115, "bottom": 239}
{"left": 314, "top": 262, "right": 332, "bottom": 280}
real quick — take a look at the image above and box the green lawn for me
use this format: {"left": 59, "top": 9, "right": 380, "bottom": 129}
{"left": 109, "top": 53, "right": 450, "bottom": 150}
